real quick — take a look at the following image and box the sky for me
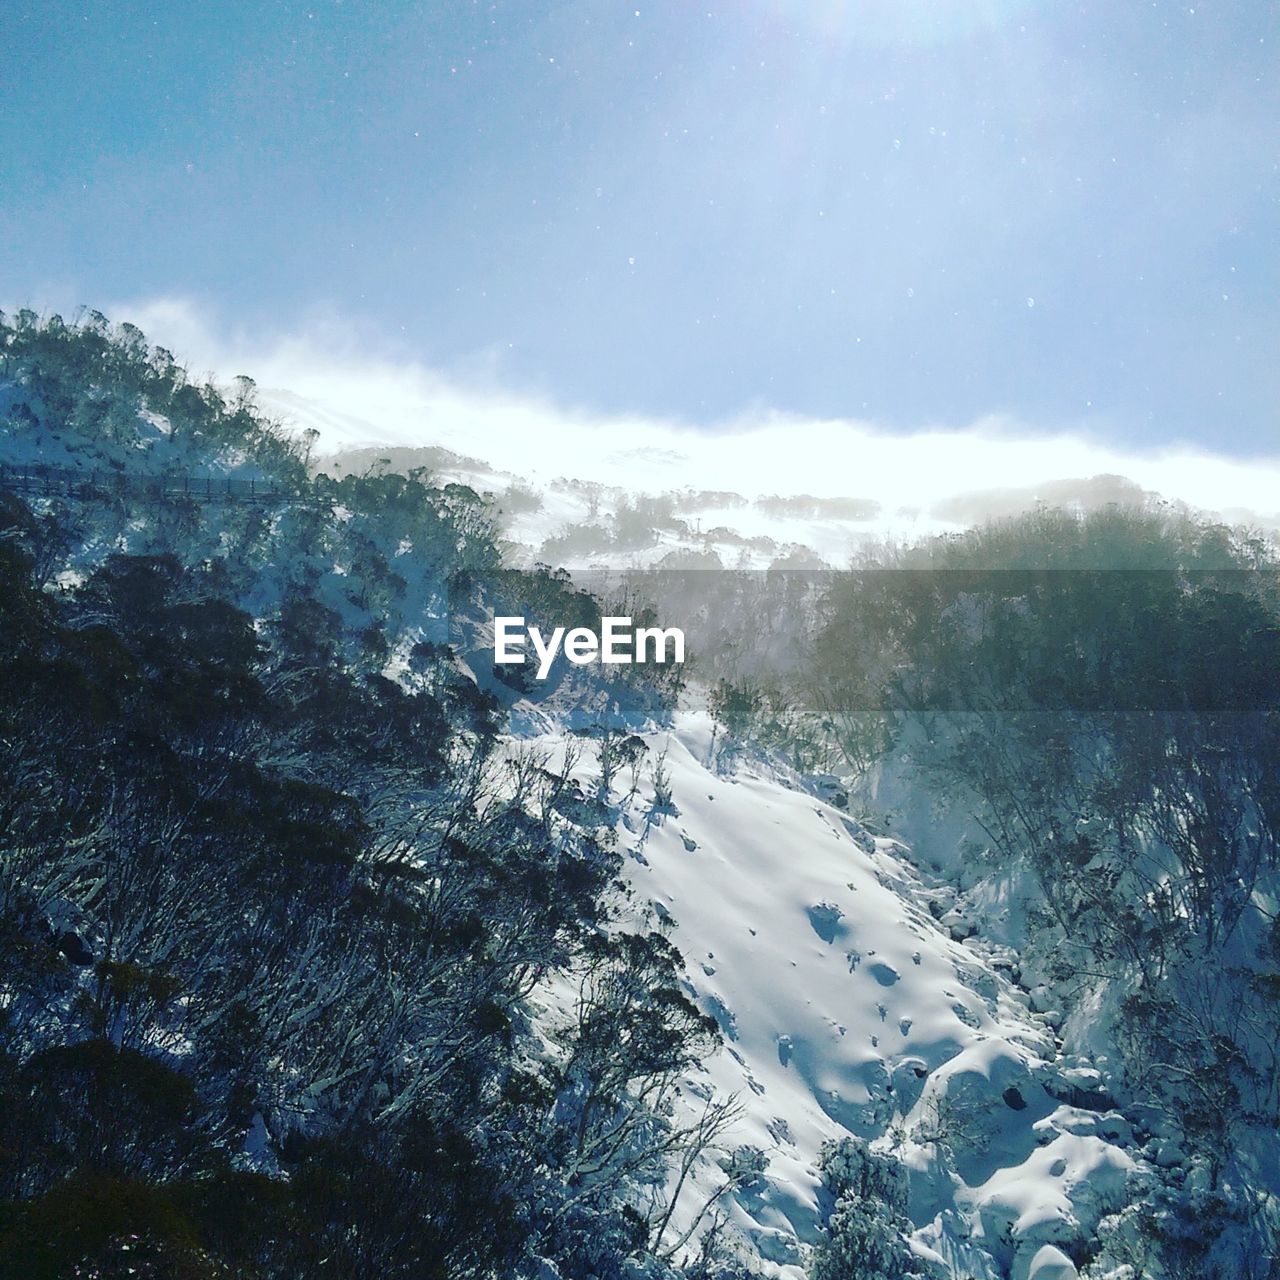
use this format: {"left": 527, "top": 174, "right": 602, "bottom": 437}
{"left": 1, "top": 0, "right": 1277, "bottom": 460}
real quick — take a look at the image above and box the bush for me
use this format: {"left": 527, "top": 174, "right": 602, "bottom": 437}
{"left": 810, "top": 1139, "right": 918, "bottom": 1280}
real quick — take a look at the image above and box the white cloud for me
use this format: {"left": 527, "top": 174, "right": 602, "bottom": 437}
{"left": 114, "top": 296, "right": 1280, "bottom": 532}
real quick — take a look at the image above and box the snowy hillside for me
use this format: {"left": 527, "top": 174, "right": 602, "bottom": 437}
{"left": 513, "top": 708, "right": 1149, "bottom": 1280}
{"left": 3, "top": 312, "right": 1277, "bottom": 1280}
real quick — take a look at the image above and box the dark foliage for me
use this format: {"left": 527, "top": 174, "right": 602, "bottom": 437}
{"left": 0, "top": 314, "right": 718, "bottom": 1279}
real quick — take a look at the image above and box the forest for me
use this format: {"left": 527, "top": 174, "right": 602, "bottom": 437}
{"left": 0, "top": 312, "right": 730, "bottom": 1280}
{"left": 711, "top": 511, "right": 1280, "bottom": 1276}
{"left": 3, "top": 310, "right": 1279, "bottom": 1279}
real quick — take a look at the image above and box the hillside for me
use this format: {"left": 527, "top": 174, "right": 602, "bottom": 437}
{"left": 2, "top": 311, "right": 1278, "bottom": 1280}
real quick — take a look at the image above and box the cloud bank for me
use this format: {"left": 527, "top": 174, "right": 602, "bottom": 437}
{"left": 113, "top": 297, "right": 1280, "bottom": 534}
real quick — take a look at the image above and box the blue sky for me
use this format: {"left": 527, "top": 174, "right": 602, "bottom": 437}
{"left": 2, "top": 0, "right": 1276, "bottom": 455}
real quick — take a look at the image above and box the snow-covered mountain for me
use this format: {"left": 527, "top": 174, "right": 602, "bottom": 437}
{"left": 3, "top": 312, "right": 1276, "bottom": 1280}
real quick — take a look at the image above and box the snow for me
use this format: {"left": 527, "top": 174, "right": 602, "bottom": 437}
{"left": 0, "top": 371, "right": 1163, "bottom": 1277}
{"left": 516, "top": 701, "right": 1143, "bottom": 1275}
{"left": 964, "top": 1132, "right": 1133, "bottom": 1261}
{"left": 1014, "top": 1244, "right": 1079, "bottom": 1280}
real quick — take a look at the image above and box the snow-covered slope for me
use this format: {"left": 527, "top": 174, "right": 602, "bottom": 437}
{"left": 2, "top": 320, "right": 1268, "bottom": 1279}
{"left": 521, "top": 706, "right": 1146, "bottom": 1279}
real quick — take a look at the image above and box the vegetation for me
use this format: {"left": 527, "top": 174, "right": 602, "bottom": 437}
{"left": 803, "top": 506, "right": 1280, "bottom": 1276}
{"left": 0, "top": 313, "right": 732, "bottom": 1279}
{"left": 809, "top": 1138, "right": 919, "bottom": 1280}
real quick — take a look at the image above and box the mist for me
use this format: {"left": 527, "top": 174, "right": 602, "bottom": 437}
{"left": 114, "top": 296, "right": 1280, "bottom": 535}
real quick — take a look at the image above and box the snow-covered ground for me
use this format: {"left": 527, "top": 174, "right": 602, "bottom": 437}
{"left": 519, "top": 704, "right": 1146, "bottom": 1279}
{"left": 0, "top": 368, "right": 1185, "bottom": 1278}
